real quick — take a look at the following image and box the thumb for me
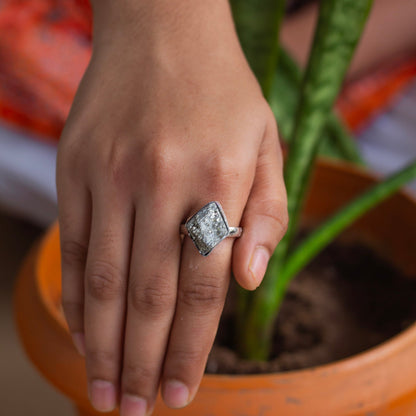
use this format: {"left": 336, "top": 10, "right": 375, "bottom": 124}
{"left": 232, "top": 118, "right": 288, "bottom": 290}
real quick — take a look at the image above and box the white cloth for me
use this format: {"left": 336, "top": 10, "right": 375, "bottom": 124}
{"left": 0, "top": 125, "right": 57, "bottom": 226}
{"left": 358, "top": 81, "right": 416, "bottom": 191}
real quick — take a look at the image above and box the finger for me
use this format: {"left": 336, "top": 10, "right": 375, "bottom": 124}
{"left": 232, "top": 118, "right": 288, "bottom": 290}
{"left": 120, "top": 199, "right": 183, "bottom": 416}
{"left": 161, "top": 202, "right": 238, "bottom": 409}
{"left": 57, "top": 171, "right": 91, "bottom": 357}
{"left": 84, "top": 189, "right": 134, "bottom": 412}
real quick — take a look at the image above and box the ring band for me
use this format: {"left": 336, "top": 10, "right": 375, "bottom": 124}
{"left": 180, "top": 201, "right": 243, "bottom": 256}
{"left": 180, "top": 224, "right": 242, "bottom": 238}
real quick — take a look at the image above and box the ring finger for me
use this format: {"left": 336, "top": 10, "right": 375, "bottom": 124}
{"left": 161, "top": 199, "right": 240, "bottom": 408}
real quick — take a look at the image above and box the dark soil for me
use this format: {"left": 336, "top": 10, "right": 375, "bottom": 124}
{"left": 206, "top": 240, "right": 416, "bottom": 374}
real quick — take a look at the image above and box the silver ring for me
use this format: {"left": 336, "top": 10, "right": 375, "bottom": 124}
{"left": 180, "top": 201, "right": 242, "bottom": 256}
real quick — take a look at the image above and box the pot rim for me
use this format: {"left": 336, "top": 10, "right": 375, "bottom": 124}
{"left": 36, "top": 158, "right": 416, "bottom": 386}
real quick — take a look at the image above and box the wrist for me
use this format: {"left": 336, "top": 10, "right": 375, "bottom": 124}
{"left": 91, "top": 0, "right": 240, "bottom": 57}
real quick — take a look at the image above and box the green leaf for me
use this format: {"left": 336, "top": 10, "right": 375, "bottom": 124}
{"left": 230, "top": 0, "right": 286, "bottom": 98}
{"left": 281, "top": 160, "right": 416, "bottom": 284}
{"left": 239, "top": 0, "right": 374, "bottom": 360}
{"left": 270, "top": 48, "right": 364, "bottom": 164}
{"left": 284, "top": 0, "right": 373, "bottom": 246}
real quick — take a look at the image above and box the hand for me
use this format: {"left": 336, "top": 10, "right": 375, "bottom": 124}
{"left": 57, "top": 0, "right": 288, "bottom": 414}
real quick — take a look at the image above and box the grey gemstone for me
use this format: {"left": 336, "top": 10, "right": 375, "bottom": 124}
{"left": 185, "top": 201, "right": 230, "bottom": 256}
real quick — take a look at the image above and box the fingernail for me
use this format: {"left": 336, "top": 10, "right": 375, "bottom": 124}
{"left": 163, "top": 380, "right": 190, "bottom": 408}
{"left": 249, "top": 246, "right": 269, "bottom": 287}
{"left": 120, "top": 394, "right": 147, "bottom": 416}
{"left": 89, "top": 380, "right": 116, "bottom": 412}
{"left": 72, "top": 332, "right": 86, "bottom": 356}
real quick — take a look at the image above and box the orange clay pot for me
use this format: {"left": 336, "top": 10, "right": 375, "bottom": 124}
{"left": 14, "top": 160, "right": 416, "bottom": 416}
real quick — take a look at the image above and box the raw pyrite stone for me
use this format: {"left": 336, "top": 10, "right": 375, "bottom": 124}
{"left": 185, "top": 201, "right": 230, "bottom": 256}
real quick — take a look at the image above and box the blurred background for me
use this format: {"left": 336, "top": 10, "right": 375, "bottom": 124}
{"left": 0, "top": 0, "right": 415, "bottom": 415}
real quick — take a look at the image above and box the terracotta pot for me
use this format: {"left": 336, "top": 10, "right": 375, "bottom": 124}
{"left": 14, "top": 160, "right": 416, "bottom": 415}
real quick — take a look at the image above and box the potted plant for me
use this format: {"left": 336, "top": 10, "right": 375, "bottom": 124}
{"left": 15, "top": 0, "right": 416, "bottom": 415}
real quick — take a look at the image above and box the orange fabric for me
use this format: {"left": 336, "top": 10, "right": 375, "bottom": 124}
{"left": 0, "top": 0, "right": 415, "bottom": 141}
{"left": 0, "top": 0, "right": 91, "bottom": 140}
{"left": 336, "top": 55, "right": 416, "bottom": 133}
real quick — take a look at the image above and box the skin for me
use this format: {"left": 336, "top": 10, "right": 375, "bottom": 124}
{"left": 56, "top": 0, "right": 288, "bottom": 415}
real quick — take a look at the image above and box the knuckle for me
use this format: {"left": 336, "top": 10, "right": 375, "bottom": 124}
{"left": 122, "top": 363, "right": 156, "bottom": 396}
{"left": 259, "top": 199, "right": 289, "bottom": 235}
{"left": 57, "top": 139, "right": 89, "bottom": 184}
{"left": 169, "top": 347, "right": 203, "bottom": 367}
{"left": 58, "top": 135, "right": 82, "bottom": 167}
{"left": 101, "top": 136, "right": 131, "bottom": 187}
{"left": 129, "top": 274, "right": 175, "bottom": 317}
{"left": 178, "top": 278, "right": 224, "bottom": 310}
{"left": 145, "top": 140, "right": 180, "bottom": 190}
{"left": 149, "top": 238, "right": 179, "bottom": 266}
{"left": 86, "top": 260, "right": 125, "bottom": 301}
{"left": 280, "top": 209, "right": 289, "bottom": 234}
{"left": 165, "top": 348, "right": 206, "bottom": 380}
{"left": 87, "top": 349, "right": 119, "bottom": 376}
{"left": 266, "top": 107, "right": 279, "bottom": 133}
{"left": 61, "top": 240, "right": 87, "bottom": 267}
{"left": 203, "top": 153, "right": 242, "bottom": 195}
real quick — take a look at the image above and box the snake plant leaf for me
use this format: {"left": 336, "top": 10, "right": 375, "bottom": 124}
{"left": 281, "top": 160, "right": 416, "bottom": 285}
{"left": 271, "top": 48, "right": 364, "bottom": 165}
{"left": 284, "top": 0, "right": 374, "bottom": 247}
{"left": 239, "top": 0, "right": 374, "bottom": 360}
{"left": 230, "top": 0, "right": 286, "bottom": 98}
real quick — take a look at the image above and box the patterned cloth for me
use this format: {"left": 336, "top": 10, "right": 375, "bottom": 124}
{"left": 0, "top": 0, "right": 91, "bottom": 139}
{"left": 358, "top": 81, "right": 416, "bottom": 190}
{"left": 0, "top": 0, "right": 415, "bottom": 140}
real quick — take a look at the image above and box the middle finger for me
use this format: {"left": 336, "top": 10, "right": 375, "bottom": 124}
{"left": 120, "top": 199, "right": 183, "bottom": 416}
